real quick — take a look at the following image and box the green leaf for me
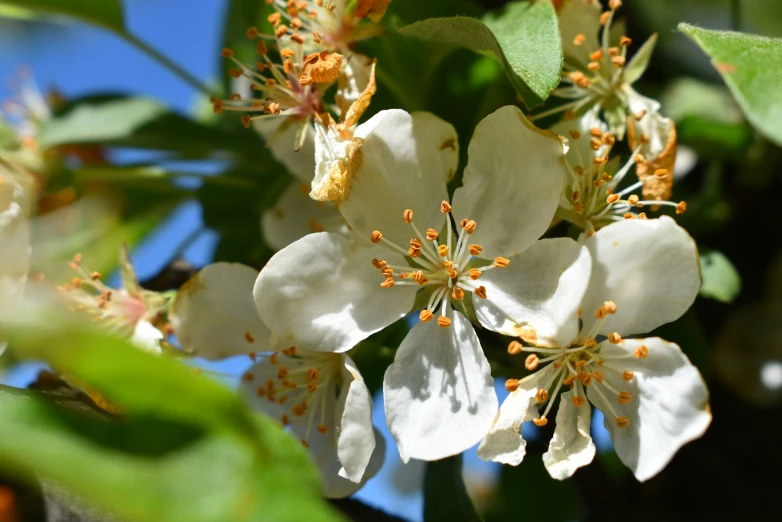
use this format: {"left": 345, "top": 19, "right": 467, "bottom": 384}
{"left": 699, "top": 249, "right": 741, "bottom": 303}
{"left": 399, "top": 0, "right": 562, "bottom": 109}
{"left": 0, "top": 0, "right": 124, "bottom": 32}
{"left": 0, "top": 387, "right": 343, "bottom": 522}
{"left": 423, "top": 455, "right": 482, "bottom": 522}
{"left": 679, "top": 23, "right": 782, "bottom": 146}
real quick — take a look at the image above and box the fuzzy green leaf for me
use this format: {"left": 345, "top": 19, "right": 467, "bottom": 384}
{"left": 0, "top": 0, "right": 124, "bottom": 32}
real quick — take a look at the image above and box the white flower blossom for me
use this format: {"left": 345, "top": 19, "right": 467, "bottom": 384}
{"left": 255, "top": 106, "right": 590, "bottom": 462}
{"left": 169, "top": 262, "right": 381, "bottom": 498}
{"left": 545, "top": 0, "right": 675, "bottom": 174}
{"left": 478, "top": 216, "right": 711, "bottom": 482}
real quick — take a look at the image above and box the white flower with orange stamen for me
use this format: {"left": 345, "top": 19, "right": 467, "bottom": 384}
{"left": 60, "top": 247, "right": 169, "bottom": 354}
{"left": 543, "top": 0, "right": 676, "bottom": 175}
{"left": 169, "top": 262, "right": 381, "bottom": 498}
{"left": 478, "top": 216, "right": 711, "bottom": 482}
{"left": 551, "top": 113, "right": 686, "bottom": 235}
{"left": 255, "top": 106, "right": 590, "bottom": 462}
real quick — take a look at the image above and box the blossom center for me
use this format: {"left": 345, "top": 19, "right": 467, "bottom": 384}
{"left": 370, "top": 202, "right": 510, "bottom": 327}
{"left": 506, "top": 300, "right": 642, "bottom": 429}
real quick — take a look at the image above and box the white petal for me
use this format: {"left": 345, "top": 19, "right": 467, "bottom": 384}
{"left": 475, "top": 238, "right": 591, "bottom": 347}
{"left": 477, "top": 366, "right": 553, "bottom": 465}
{"left": 581, "top": 216, "right": 700, "bottom": 337}
{"left": 253, "top": 117, "right": 316, "bottom": 182}
{"left": 384, "top": 311, "right": 498, "bottom": 462}
{"left": 130, "top": 320, "right": 164, "bottom": 354}
{"left": 261, "top": 181, "right": 347, "bottom": 251}
{"left": 559, "top": 0, "right": 603, "bottom": 69}
{"left": 254, "top": 232, "right": 416, "bottom": 353}
{"left": 451, "top": 106, "right": 565, "bottom": 259}
{"left": 323, "top": 428, "right": 386, "bottom": 499}
{"left": 411, "top": 111, "right": 460, "bottom": 182}
{"left": 542, "top": 389, "right": 596, "bottom": 480}
{"left": 337, "top": 109, "right": 449, "bottom": 248}
{"left": 586, "top": 337, "right": 711, "bottom": 482}
{"left": 170, "top": 263, "right": 271, "bottom": 359}
{"left": 335, "top": 355, "right": 376, "bottom": 483}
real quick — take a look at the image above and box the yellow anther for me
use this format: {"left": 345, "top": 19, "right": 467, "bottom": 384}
{"left": 622, "top": 371, "right": 635, "bottom": 381}
{"left": 308, "top": 382, "right": 318, "bottom": 393}
{"left": 572, "top": 396, "right": 586, "bottom": 407}
{"left": 307, "top": 368, "right": 320, "bottom": 381}
{"left": 459, "top": 218, "right": 468, "bottom": 228}
{"left": 419, "top": 310, "right": 434, "bottom": 323}
{"left": 611, "top": 56, "right": 626, "bottom": 67}
{"left": 380, "top": 278, "right": 395, "bottom": 288}
{"left": 573, "top": 33, "right": 586, "bottom": 46}
{"left": 589, "top": 127, "right": 603, "bottom": 138}
{"left": 452, "top": 288, "right": 465, "bottom": 301}
{"left": 591, "top": 370, "right": 605, "bottom": 383}
{"left": 438, "top": 245, "right": 449, "bottom": 257}
{"left": 590, "top": 49, "right": 603, "bottom": 61}
{"left": 575, "top": 360, "right": 587, "bottom": 369}
{"left": 638, "top": 212, "right": 648, "bottom": 219}
{"left": 412, "top": 270, "right": 426, "bottom": 284}
{"left": 563, "top": 375, "right": 577, "bottom": 386}
{"left": 609, "top": 47, "right": 620, "bottom": 57}
{"left": 609, "top": 0, "right": 622, "bottom": 10}
{"left": 474, "top": 286, "right": 487, "bottom": 299}
{"left": 525, "top": 354, "right": 539, "bottom": 371}
{"left": 90, "top": 271, "right": 102, "bottom": 281}
{"left": 606, "top": 194, "right": 620, "bottom": 204}
{"left": 447, "top": 268, "right": 458, "bottom": 278}
{"left": 603, "top": 301, "right": 617, "bottom": 314}
{"left": 468, "top": 244, "right": 482, "bottom": 256}
{"left": 426, "top": 228, "right": 439, "bottom": 241}
{"left": 624, "top": 213, "right": 634, "bottom": 219}
{"left": 277, "top": 366, "right": 289, "bottom": 379}
{"left": 535, "top": 389, "right": 549, "bottom": 403}
{"left": 257, "top": 41, "right": 268, "bottom": 55}
{"left": 676, "top": 201, "right": 687, "bottom": 215}
{"left": 71, "top": 277, "right": 82, "bottom": 288}
{"left": 245, "top": 331, "right": 255, "bottom": 343}
{"left": 634, "top": 345, "right": 649, "bottom": 359}
{"left": 410, "top": 238, "right": 422, "bottom": 249}
{"left": 381, "top": 267, "right": 393, "bottom": 277}
{"left": 408, "top": 247, "right": 421, "bottom": 258}
{"left": 275, "top": 24, "right": 289, "bottom": 37}
{"left": 617, "top": 391, "right": 632, "bottom": 404}
{"left": 469, "top": 268, "right": 482, "bottom": 280}
{"left": 654, "top": 168, "right": 669, "bottom": 179}
{"left": 581, "top": 373, "right": 593, "bottom": 386}
{"left": 583, "top": 338, "right": 597, "bottom": 348}
{"left": 507, "top": 341, "right": 523, "bottom": 355}
{"left": 608, "top": 332, "right": 622, "bottom": 344}
{"left": 269, "top": 353, "right": 278, "bottom": 364}
{"left": 620, "top": 35, "right": 632, "bottom": 46}
{"left": 221, "top": 47, "right": 235, "bottom": 58}
{"left": 301, "top": 439, "right": 310, "bottom": 448}
{"left": 73, "top": 253, "right": 83, "bottom": 264}
{"left": 600, "top": 11, "right": 611, "bottom": 24}
{"left": 533, "top": 417, "right": 548, "bottom": 427}
{"left": 505, "top": 379, "right": 520, "bottom": 392}
{"left": 317, "top": 424, "right": 328, "bottom": 434}
{"left": 603, "top": 133, "right": 616, "bottom": 146}
{"left": 627, "top": 194, "right": 639, "bottom": 205}
{"left": 463, "top": 220, "right": 477, "bottom": 234}
{"left": 437, "top": 316, "right": 451, "bottom": 328}
{"left": 615, "top": 416, "right": 630, "bottom": 428}
{"left": 282, "top": 346, "right": 297, "bottom": 356}
{"left": 372, "top": 258, "right": 387, "bottom": 269}
{"left": 277, "top": 395, "right": 287, "bottom": 405}
{"left": 590, "top": 138, "right": 603, "bottom": 151}
{"left": 371, "top": 231, "right": 382, "bottom": 243}
{"left": 290, "top": 33, "right": 305, "bottom": 45}
{"left": 588, "top": 61, "right": 601, "bottom": 72}
{"left": 281, "top": 414, "right": 290, "bottom": 425}
{"left": 403, "top": 209, "right": 413, "bottom": 223}
{"left": 440, "top": 201, "right": 452, "bottom": 213}
{"left": 494, "top": 257, "right": 510, "bottom": 268}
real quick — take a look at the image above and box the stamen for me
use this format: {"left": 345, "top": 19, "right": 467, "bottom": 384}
{"left": 474, "top": 286, "right": 487, "bottom": 299}
{"left": 505, "top": 379, "right": 520, "bottom": 392}
{"left": 451, "top": 288, "right": 465, "bottom": 301}
{"left": 572, "top": 395, "right": 586, "bottom": 407}
{"left": 615, "top": 416, "right": 630, "bottom": 428}
{"left": 419, "top": 310, "right": 434, "bottom": 323}
{"left": 371, "top": 230, "right": 382, "bottom": 243}
{"left": 440, "top": 201, "right": 452, "bottom": 213}
{"left": 608, "top": 332, "right": 622, "bottom": 343}
{"left": 535, "top": 389, "right": 549, "bottom": 403}
{"left": 617, "top": 391, "right": 632, "bottom": 404}
{"left": 508, "top": 341, "right": 523, "bottom": 355}
{"left": 525, "top": 354, "right": 539, "bottom": 371}
{"left": 494, "top": 257, "right": 510, "bottom": 268}
{"left": 403, "top": 209, "right": 413, "bottom": 223}
{"left": 438, "top": 245, "right": 449, "bottom": 257}
{"left": 437, "top": 316, "right": 451, "bottom": 328}
{"left": 426, "top": 228, "right": 439, "bottom": 241}
{"left": 468, "top": 268, "right": 481, "bottom": 280}
{"left": 634, "top": 345, "right": 648, "bottom": 359}
{"left": 622, "top": 371, "right": 634, "bottom": 381}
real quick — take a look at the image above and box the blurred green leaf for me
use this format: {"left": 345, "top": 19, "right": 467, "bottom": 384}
{"left": 679, "top": 24, "right": 782, "bottom": 146}
{"left": 699, "top": 249, "right": 741, "bottom": 303}
{"left": 0, "top": 386, "right": 343, "bottom": 522}
{"left": 0, "top": 0, "right": 124, "bottom": 31}
{"left": 400, "top": 0, "right": 562, "bottom": 109}
{"left": 424, "top": 455, "right": 482, "bottom": 522}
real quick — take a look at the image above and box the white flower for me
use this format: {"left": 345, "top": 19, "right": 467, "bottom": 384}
{"left": 551, "top": 113, "right": 685, "bottom": 234}
{"left": 169, "top": 262, "right": 381, "bottom": 497}
{"left": 0, "top": 159, "right": 33, "bottom": 354}
{"left": 59, "top": 247, "right": 169, "bottom": 354}
{"left": 478, "top": 216, "right": 711, "bottom": 482}
{"left": 255, "top": 106, "right": 590, "bottom": 462}
{"left": 547, "top": 0, "right": 675, "bottom": 172}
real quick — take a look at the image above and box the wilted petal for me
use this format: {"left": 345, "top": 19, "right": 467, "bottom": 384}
{"left": 384, "top": 311, "right": 497, "bottom": 462}
{"left": 335, "top": 355, "right": 376, "bottom": 483}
